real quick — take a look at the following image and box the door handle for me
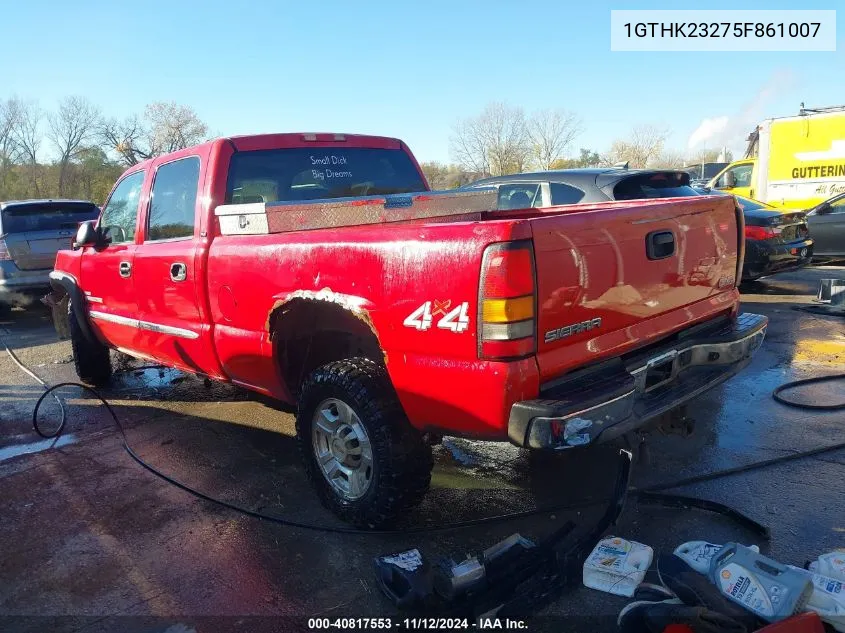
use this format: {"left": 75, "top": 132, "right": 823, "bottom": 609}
{"left": 646, "top": 230, "right": 675, "bottom": 260}
{"left": 170, "top": 262, "right": 187, "bottom": 282}
{"left": 119, "top": 261, "right": 132, "bottom": 278}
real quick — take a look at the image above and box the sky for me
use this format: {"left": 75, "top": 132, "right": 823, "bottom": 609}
{"left": 1, "top": 0, "right": 843, "bottom": 164}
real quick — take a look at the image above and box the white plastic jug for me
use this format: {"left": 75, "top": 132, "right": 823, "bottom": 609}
{"left": 674, "top": 541, "right": 760, "bottom": 574}
{"left": 583, "top": 536, "right": 654, "bottom": 597}
{"left": 809, "top": 551, "right": 845, "bottom": 583}
{"left": 788, "top": 565, "right": 845, "bottom": 632}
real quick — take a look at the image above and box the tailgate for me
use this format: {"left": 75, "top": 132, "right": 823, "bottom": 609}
{"left": 4, "top": 231, "right": 75, "bottom": 270}
{"left": 529, "top": 195, "right": 740, "bottom": 382}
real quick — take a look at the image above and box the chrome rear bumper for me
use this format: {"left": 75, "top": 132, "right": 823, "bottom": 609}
{"left": 508, "top": 313, "right": 768, "bottom": 449}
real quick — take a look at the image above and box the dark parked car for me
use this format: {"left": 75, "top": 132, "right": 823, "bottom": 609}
{"left": 693, "top": 188, "right": 813, "bottom": 281}
{"left": 806, "top": 192, "right": 845, "bottom": 258}
{"left": 0, "top": 199, "right": 100, "bottom": 307}
{"left": 462, "top": 167, "right": 699, "bottom": 208}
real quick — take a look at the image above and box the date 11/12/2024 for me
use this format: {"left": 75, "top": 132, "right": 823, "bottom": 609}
{"left": 307, "top": 617, "right": 528, "bottom": 629}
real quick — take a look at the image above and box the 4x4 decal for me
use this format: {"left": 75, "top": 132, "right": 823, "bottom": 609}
{"left": 403, "top": 300, "right": 470, "bottom": 333}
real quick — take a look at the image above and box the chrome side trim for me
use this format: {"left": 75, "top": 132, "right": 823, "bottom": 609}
{"left": 89, "top": 311, "right": 200, "bottom": 340}
{"left": 115, "top": 346, "right": 160, "bottom": 363}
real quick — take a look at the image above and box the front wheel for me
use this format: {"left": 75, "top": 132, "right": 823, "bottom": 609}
{"left": 296, "top": 357, "right": 432, "bottom": 528}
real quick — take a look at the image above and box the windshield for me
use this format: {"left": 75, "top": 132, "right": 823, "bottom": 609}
{"left": 0, "top": 203, "right": 99, "bottom": 234}
{"left": 225, "top": 147, "right": 427, "bottom": 204}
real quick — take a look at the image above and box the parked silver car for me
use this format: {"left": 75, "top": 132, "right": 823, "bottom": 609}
{"left": 0, "top": 199, "right": 100, "bottom": 308}
{"left": 807, "top": 192, "right": 845, "bottom": 258}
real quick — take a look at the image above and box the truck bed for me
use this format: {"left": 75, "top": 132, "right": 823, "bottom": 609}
{"left": 208, "top": 192, "right": 742, "bottom": 433}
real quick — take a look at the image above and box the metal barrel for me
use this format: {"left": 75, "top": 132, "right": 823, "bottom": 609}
{"left": 817, "top": 278, "right": 845, "bottom": 305}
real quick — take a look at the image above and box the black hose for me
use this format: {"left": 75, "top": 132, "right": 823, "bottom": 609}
{"left": 771, "top": 374, "right": 845, "bottom": 411}
{"left": 25, "top": 376, "right": 845, "bottom": 536}
{"left": 31, "top": 381, "right": 612, "bottom": 535}
{"left": 6, "top": 334, "right": 844, "bottom": 535}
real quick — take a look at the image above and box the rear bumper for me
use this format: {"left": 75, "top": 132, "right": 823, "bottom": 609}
{"left": 742, "top": 238, "right": 813, "bottom": 280}
{"left": 0, "top": 266, "right": 52, "bottom": 295}
{"left": 508, "top": 313, "right": 767, "bottom": 450}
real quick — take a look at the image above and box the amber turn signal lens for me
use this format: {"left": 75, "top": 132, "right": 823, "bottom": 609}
{"left": 481, "top": 295, "right": 534, "bottom": 323}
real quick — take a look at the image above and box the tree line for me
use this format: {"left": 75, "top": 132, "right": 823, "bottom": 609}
{"left": 1, "top": 95, "right": 734, "bottom": 203}
{"left": 422, "top": 101, "right": 732, "bottom": 189}
{"left": 0, "top": 96, "right": 208, "bottom": 204}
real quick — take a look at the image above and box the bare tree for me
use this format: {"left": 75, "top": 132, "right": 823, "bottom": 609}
{"left": 100, "top": 102, "right": 208, "bottom": 166}
{"left": 0, "top": 99, "right": 20, "bottom": 160}
{"left": 0, "top": 99, "right": 22, "bottom": 191}
{"left": 12, "top": 100, "right": 44, "bottom": 196}
{"left": 608, "top": 125, "right": 670, "bottom": 168}
{"left": 653, "top": 149, "right": 687, "bottom": 169}
{"left": 48, "top": 96, "right": 101, "bottom": 196}
{"left": 450, "top": 102, "right": 530, "bottom": 177}
{"left": 691, "top": 147, "right": 734, "bottom": 164}
{"left": 450, "top": 117, "right": 490, "bottom": 176}
{"left": 100, "top": 114, "right": 150, "bottom": 166}
{"left": 145, "top": 102, "right": 208, "bottom": 155}
{"left": 527, "top": 109, "right": 582, "bottom": 170}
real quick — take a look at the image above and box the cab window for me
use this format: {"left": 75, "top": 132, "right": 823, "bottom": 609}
{"left": 99, "top": 171, "right": 145, "bottom": 244}
{"left": 147, "top": 157, "right": 200, "bottom": 241}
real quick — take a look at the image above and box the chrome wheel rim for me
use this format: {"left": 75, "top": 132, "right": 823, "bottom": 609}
{"left": 311, "top": 398, "right": 374, "bottom": 501}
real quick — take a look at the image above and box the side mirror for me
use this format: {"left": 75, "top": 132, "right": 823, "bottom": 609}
{"left": 74, "top": 220, "right": 100, "bottom": 249}
{"left": 722, "top": 171, "right": 736, "bottom": 188}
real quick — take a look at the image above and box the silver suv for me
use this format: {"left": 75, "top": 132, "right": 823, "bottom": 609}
{"left": 0, "top": 199, "right": 100, "bottom": 308}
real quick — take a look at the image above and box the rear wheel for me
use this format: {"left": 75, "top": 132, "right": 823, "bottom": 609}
{"left": 296, "top": 357, "right": 432, "bottom": 528}
{"left": 69, "top": 301, "right": 112, "bottom": 386}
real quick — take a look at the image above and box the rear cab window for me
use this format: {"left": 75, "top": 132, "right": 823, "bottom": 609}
{"left": 225, "top": 147, "right": 426, "bottom": 203}
{"left": 613, "top": 172, "right": 698, "bottom": 201}
{"left": 0, "top": 202, "right": 99, "bottom": 234}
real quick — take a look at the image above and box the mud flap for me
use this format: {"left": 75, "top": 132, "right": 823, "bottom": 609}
{"left": 42, "top": 291, "right": 70, "bottom": 340}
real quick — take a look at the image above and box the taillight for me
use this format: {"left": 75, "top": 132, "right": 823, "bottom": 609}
{"left": 744, "top": 225, "right": 777, "bottom": 240}
{"left": 0, "top": 238, "right": 11, "bottom": 261}
{"left": 478, "top": 240, "right": 536, "bottom": 360}
{"left": 734, "top": 205, "right": 745, "bottom": 288}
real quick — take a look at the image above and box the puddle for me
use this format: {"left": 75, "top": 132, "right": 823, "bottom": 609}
{"left": 441, "top": 438, "right": 479, "bottom": 467}
{"left": 0, "top": 434, "right": 78, "bottom": 463}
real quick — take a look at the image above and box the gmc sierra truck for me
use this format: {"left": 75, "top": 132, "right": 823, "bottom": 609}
{"left": 47, "top": 133, "right": 767, "bottom": 527}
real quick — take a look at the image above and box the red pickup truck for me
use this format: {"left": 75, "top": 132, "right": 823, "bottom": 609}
{"left": 48, "top": 133, "right": 767, "bottom": 527}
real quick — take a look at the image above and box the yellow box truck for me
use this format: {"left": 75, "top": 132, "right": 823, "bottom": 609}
{"left": 707, "top": 105, "right": 845, "bottom": 210}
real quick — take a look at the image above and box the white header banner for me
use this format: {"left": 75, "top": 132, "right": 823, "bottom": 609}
{"left": 610, "top": 10, "right": 836, "bottom": 52}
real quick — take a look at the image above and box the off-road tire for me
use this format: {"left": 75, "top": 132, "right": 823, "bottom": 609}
{"left": 296, "top": 357, "right": 433, "bottom": 528}
{"left": 68, "top": 301, "right": 112, "bottom": 386}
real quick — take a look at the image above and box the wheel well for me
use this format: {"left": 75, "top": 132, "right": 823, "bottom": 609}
{"left": 270, "top": 299, "right": 384, "bottom": 398}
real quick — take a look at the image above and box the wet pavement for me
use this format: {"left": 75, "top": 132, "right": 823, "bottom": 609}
{"left": 1, "top": 266, "right": 844, "bottom": 633}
